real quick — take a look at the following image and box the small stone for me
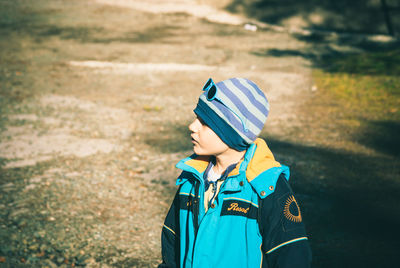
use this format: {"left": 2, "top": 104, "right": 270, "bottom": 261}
{"left": 84, "top": 257, "right": 96, "bottom": 264}
{"left": 29, "top": 244, "right": 39, "bottom": 251}
{"left": 34, "top": 231, "right": 46, "bottom": 238}
{"left": 40, "top": 244, "right": 47, "bottom": 251}
{"left": 244, "top": 23, "right": 257, "bottom": 32}
{"left": 43, "top": 259, "right": 58, "bottom": 268}
{"left": 10, "top": 208, "right": 30, "bottom": 219}
{"left": 37, "top": 251, "right": 45, "bottom": 257}
{"left": 1, "top": 182, "right": 14, "bottom": 189}
{"left": 18, "top": 220, "right": 28, "bottom": 227}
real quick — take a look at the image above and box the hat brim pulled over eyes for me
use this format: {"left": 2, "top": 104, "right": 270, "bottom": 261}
{"left": 194, "top": 98, "right": 250, "bottom": 152}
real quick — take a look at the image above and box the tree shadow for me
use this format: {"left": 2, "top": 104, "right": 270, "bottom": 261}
{"left": 147, "top": 122, "right": 400, "bottom": 267}
{"left": 251, "top": 48, "right": 319, "bottom": 61}
{"left": 226, "top": 0, "right": 400, "bottom": 35}
{"left": 0, "top": 1, "right": 181, "bottom": 45}
{"left": 237, "top": 2, "right": 400, "bottom": 266}
{"left": 143, "top": 122, "right": 192, "bottom": 154}
{"left": 354, "top": 120, "right": 400, "bottom": 158}
{"left": 251, "top": 38, "right": 400, "bottom": 75}
{"left": 2, "top": 22, "right": 181, "bottom": 44}
{"left": 37, "top": 25, "right": 182, "bottom": 44}
{"left": 235, "top": 1, "right": 400, "bottom": 75}
{"left": 262, "top": 135, "right": 400, "bottom": 267}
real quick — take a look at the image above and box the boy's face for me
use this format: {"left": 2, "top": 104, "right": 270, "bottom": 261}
{"left": 189, "top": 116, "right": 229, "bottom": 156}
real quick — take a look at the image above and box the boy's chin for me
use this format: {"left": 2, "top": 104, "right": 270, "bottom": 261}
{"left": 193, "top": 149, "right": 216, "bottom": 157}
{"left": 192, "top": 146, "right": 207, "bottom": 156}
{"left": 193, "top": 148, "right": 202, "bottom": 155}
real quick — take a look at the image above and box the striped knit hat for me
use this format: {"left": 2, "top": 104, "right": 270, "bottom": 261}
{"left": 194, "top": 77, "right": 270, "bottom": 151}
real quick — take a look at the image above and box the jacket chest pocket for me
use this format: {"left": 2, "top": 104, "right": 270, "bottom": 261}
{"left": 179, "top": 193, "right": 197, "bottom": 210}
{"left": 220, "top": 197, "right": 258, "bottom": 219}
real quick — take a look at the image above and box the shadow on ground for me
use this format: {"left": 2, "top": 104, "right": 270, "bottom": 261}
{"left": 143, "top": 122, "right": 192, "bottom": 154}
{"left": 227, "top": 0, "right": 400, "bottom": 35}
{"left": 145, "top": 121, "right": 400, "bottom": 267}
{"left": 238, "top": 1, "right": 400, "bottom": 265}
{"left": 252, "top": 37, "right": 400, "bottom": 75}
{"left": 233, "top": 0, "right": 400, "bottom": 76}
{"left": 355, "top": 120, "right": 400, "bottom": 158}
{"left": 0, "top": 14, "right": 181, "bottom": 45}
{"left": 262, "top": 136, "right": 400, "bottom": 265}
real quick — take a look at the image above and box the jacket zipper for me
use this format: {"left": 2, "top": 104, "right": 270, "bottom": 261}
{"left": 208, "top": 181, "right": 218, "bottom": 208}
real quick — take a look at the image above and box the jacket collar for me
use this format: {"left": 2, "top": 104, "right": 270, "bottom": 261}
{"left": 176, "top": 138, "right": 288, "bottom": 193}
{"left": 175, "top": 154, "right": 210, "bottom": 184}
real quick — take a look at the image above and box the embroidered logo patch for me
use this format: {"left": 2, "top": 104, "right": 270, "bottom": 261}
{"left": 283, "top": 195, "right": 302, "bottom": 222}
{"left": 221, "top": 199, "right": 257, "bottom": 219}
{"left": 228, "top": 202, "right": 249, "bottom": 213}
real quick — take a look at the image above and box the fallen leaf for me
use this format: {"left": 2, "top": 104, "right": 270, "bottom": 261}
{"left": 37, "top": 251, "right": 45, "bottom": 257}
{"left": 0, "top": 256, "right": 5, "bottom": 263}
{"left": 143, "top": 105, "right": 163, "bottom": 112}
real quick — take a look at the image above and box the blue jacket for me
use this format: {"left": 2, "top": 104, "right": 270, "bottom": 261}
{"left": 160, "top": 138, "right": 311, "bottom": 267}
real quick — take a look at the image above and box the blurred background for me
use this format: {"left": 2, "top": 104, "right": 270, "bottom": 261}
{"left": 0, "top": 0, "right": 399, "bottom": 267}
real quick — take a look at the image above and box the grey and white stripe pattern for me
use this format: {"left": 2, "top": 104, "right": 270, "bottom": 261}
{"left": 201, "top": 77, "right": 270, "bottom": 143}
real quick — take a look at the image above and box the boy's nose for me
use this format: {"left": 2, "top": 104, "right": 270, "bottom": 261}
{"left": 188, "top": 119, "right": 199, "bottom": 132}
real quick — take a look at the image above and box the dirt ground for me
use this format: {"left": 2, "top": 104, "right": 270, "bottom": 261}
{"left": 0, "top": 0, "right": 399, "bottom": 267}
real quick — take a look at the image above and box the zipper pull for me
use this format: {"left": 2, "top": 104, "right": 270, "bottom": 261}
{"left": 209, "top": 181, "right": 218, "bottom": 208}
{"left": 211, "top": 181, "right": 217, "bottom": 194}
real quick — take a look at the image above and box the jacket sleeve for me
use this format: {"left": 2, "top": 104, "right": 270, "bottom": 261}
{"left": 259, "top": 175, "right": 312, "bottom": 268}
{"left": 159, "top": 189, "right": 180, "bottom": 268}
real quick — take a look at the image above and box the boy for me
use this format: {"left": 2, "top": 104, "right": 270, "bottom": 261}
{"left": 159, "top": 78, "right": 311, "bottom": 267}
